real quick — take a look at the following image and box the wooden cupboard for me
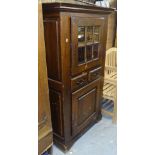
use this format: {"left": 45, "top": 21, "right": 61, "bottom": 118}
{"left": 38, "top": 2, "right": 53, "bottom": 154}
{"left": 42, "top": 2, "right": 114, "bottom": 151}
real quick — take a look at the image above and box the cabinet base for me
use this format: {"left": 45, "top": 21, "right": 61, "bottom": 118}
{"left": 47, "top": 146, "right": 53, "bottom": 155}
{"left": 53, "top": 115, "right": 102, "bottom": 152}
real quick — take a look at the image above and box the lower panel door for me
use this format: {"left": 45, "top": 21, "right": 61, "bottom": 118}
{"left": 72, "top": 79, "right": 101, "bottom": 136}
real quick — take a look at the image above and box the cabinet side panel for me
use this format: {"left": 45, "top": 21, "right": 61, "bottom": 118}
{"left": 49, "top": 89, "right": 64, "bottom": 138}
{"left": 44, "top": 19, "right": 61, "bottom": 81}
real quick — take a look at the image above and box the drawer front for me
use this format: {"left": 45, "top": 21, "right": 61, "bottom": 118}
{"left": 89, "top": 67, "right": 102, "bottom": 82}
{"left": 71, "top": 73, "right": 88, "bottom": 91}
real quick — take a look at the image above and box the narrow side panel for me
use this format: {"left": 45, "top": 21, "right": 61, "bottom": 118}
{"left": 44, "top": 19, "right": 61, "bottom": 81}
{"left": 49, "top": 89, "right": 64, "bottom": 138}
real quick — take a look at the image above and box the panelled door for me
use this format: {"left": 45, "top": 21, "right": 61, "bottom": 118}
{"left": 71, "top": 17, "right": 105, "bottom": 76}
{"left": 72, "top": 79, "right": 101, "bottom": 136}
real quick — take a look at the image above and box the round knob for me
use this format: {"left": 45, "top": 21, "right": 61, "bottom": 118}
{"left": 66, "top": 38, "right": 69, "bottom": 43}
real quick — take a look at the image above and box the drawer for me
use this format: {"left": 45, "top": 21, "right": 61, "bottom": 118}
{"left": 88, "top": 67, "right": 102, "bottom": 82}
{"left": 71, "top": 73, "right": 88, "bottom": 91}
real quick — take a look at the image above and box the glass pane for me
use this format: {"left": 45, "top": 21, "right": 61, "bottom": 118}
{"left": 78, "top": 27, "right": 85, "bottom": 44}
{"left": 86, "top": 45, "right": 93, "bottom": 61}
{"left": 78, "top": 47, "right": 85, "bottom": 64}
{"left": 94, "top": 26, "right": 100, "bottom": 33}
{"left": 94, "top": 26, "right": 100, "bottom": 43}
{"left": 87, "top": 26, "right": 93, "bottom": 43}
{"left": 93, "top": 44, "right": 99, "bottom": 59}
{"left": 94, "top": 34, "right": 99, "bottom": 43}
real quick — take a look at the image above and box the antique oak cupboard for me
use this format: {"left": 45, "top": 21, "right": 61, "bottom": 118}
{"left": 42, "top": 2, "right": 114, "bottom": 151}
{"left": 38, "top": 2, "right": 53, "bottom": 154}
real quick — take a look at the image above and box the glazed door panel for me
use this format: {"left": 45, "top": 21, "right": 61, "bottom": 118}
{"left": 72, "top": 79, "right": 100, "bottom": 136}
{"left": 71, "top": 17, "right": 105, "bottom": 76}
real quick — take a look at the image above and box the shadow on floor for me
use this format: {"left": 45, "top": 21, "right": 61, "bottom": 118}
{"left": 52, "top": 116, "right": 117, "bottom": 155}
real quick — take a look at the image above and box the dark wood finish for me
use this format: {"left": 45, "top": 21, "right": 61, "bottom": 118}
{"left": 42, "top": 2, "right": 114, "bottom": 151}
{"left": 71, "top": 17, "right": 105, "bottom": 76}
{"left": 43, "top": 2, "right": 114, "bottom": 15}
{"left": 72, "top": 78, "right": 101, "bottom": 136}
{"left": 49, "top": 89, "right": 64, "bottom": 138}
{"left": 71, "top": 72, "right": 88, "bottom": 91}
{"left": 44, "top": 19, "right": 61, "bottom": 81}
{"left": 38, "top": 2, "right": 53, "bottom": 155}
{"left": 88, "top": 66, "right": 102, "bottom": 82}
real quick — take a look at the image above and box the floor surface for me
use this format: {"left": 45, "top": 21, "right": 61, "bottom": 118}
{"left": 53, "top": 116, "right": 117, "bottom": 155}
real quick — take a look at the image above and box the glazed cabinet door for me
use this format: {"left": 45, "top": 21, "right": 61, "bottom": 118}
{"left": 71, "top": 17, "right": 105, "bottom": 76}
{"left": 72, "top": 79, "right": 101, "bottom": 136}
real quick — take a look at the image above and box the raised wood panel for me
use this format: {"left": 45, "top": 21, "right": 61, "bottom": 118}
{"left": 49, "top": 89, "right": 64, "bottom": 138}
{"left": 44, "top": 19, "right": 61, "bottom": 81}
{"left": 78, "top": 88, "right": 96, "bottom": 125}
{"left": 72, "top": 79, "right": 100, "bottom": 136}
